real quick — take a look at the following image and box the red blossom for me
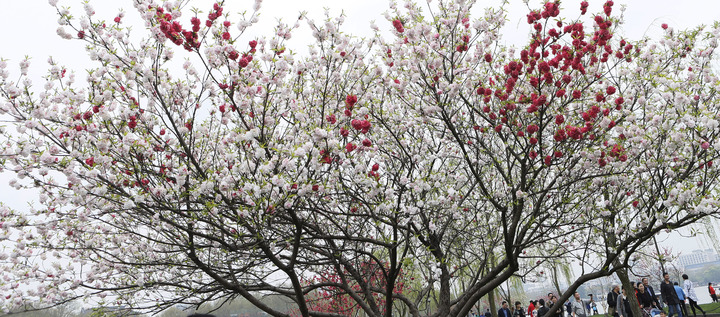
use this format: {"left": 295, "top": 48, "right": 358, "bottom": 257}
{"left": 392, "top": 19, "right": 404, "bottom": 33}
{"left": 326, "top": 114, "right": 337, "bottom": 124}
{"left": 603, "top": 0, "right": 613, "bottom": 16}
{"left": 350, "top": 120, "right": 372, "bottom": 134}
{"left": 345, "top": 95, "right": 358, "bottom": 109}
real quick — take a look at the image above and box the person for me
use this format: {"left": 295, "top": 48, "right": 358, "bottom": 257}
{"left": 548, "top": 293, "right": 555, "bottom": 307}
{"left": 642, "top": 278, "right": 661, "bottom": 309}
{"left": 591, "top": 302, "right": 598, "bottom": 315}
{"left": 516, "top": 301, "right": 527, "bottom": 317}
{"left": 617, "top": 288, "right": 633, "bottom": 317}
{"left": 660, "top": 272, "right": 683, "bottom": 317}
{"left": 608, "top": 284, "right": 621, "bottom": 317}
{"left": 709, "top": 283, "right": 718, "bottom": 303}
{"left": 552, "top": 296, "right": 564, "bottom": 317}
{"left": 682, "top": 274, "right": 707, "bottom": 317}
{"left": 673, "top": 282, "right": 689, "bottom": 317}
{"left": 529, "top": 300, "right": 537, "bottom": 317}
{"left": 637, "top": 283, "right": 656, "bottom": 317}
{"left": 571, "top": 292, "right": 593, "bottom": 317}
{"left": 500, "top": 301, "right": 513, "bottom": 317}
{"left": 537, "top": 299, "right": 551, "bottom": 317}
{"left": 486, "top": 308, "right": 493, "bottom": 317}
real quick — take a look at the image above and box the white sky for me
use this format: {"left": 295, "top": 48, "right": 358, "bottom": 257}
{"left": 1, "top": 0, "right": 720, "bottom": 257}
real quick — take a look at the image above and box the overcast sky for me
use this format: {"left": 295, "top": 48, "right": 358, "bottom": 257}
{"left": 1, "top": 0, "right": 720, "bottom": 257}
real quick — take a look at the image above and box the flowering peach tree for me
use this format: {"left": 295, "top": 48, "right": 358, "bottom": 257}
{"left": 1, "top": 0, "right": 720, "bottom": 316}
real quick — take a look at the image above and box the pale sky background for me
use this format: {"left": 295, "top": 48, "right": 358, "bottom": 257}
{"left": 1, "top": 0, "right": 720, "bottom": 259}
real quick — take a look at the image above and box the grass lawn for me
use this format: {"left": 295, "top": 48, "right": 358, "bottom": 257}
{"left": 699, "top": 302, "right": 720, "bottom": 314}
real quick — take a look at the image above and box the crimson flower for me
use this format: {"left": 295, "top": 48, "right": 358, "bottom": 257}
{"left": 580, "top": 1, "right": 589, "bottom": 15}
{"left": 392, "top": 19, "right": 404, "bottom": 33}
{"left": 326, "top": 114, "right": 337, "bottom": 124}
{"left": 350, "top": 120, "right": 372, "bottom": 133}
{"left": 345, "top": 95, "right": 357, "bottom": 109}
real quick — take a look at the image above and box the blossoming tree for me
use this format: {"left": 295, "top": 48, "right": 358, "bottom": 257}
{"left": 1, "top": 0, "right": 720, "bottom": 316}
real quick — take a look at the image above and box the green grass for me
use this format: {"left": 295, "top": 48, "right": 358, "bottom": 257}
{"left": 698, "top": 302, "right": 720, "bottom": 314}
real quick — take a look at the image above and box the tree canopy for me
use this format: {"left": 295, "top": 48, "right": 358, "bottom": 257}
{"left": 1, "top": 0, "right": 720, "bottom": 316}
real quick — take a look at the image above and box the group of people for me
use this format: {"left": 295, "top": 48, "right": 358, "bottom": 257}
{"left": 475, "top": 273, "right": 715, "bottom": 317}
{"left": 607, "top": 273, "right": 708, "bottom": 317}
{"left": 479, "top": 292, "right": 598, "bottom": 317}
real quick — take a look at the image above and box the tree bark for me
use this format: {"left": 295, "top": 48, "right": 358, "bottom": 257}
{"left": 615, "top": 267, "right": 643, "bottom": 317}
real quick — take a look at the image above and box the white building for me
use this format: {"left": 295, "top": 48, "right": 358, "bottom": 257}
{"left": 677, "top": 249, "right": 720, "bottom": 267}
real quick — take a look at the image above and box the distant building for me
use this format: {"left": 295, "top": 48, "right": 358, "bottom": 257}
{"left": 677, "top": 249, "right": 720, "bottom": 268}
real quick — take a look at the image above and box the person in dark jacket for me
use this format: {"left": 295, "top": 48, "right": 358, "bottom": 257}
{"left": 660, "top": 272, "right": 683, "bottom": 317}
{"left": 642, "top": 278, "right": 661, "bottom": 309}
{"left": 617, "top": 288, "right": 633, "bottom": 317}
{"left": 637, "top": 283, "right": 655, "bottom": 309}
{"left": 499, "top": 301, "right": 513, "bottom": 317}
{"left": 537, "top": 299, "right": 550, "bottom": 317}
{"left": 608, "top": 285, "right": 620, "bottom": 317}
{"left": 515, "top": 301, "right": 527, "bottom": 317}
